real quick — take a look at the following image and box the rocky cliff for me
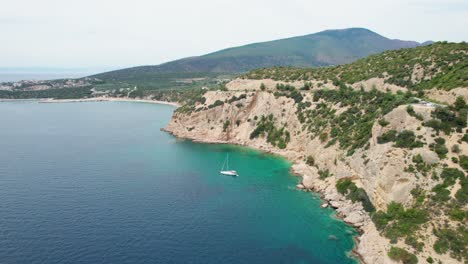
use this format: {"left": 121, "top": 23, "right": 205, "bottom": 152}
{"left": 164, "top": 76, "right": 467, "bottom": 264}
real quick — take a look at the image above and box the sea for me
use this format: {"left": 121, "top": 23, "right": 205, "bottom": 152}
{"left": 0, "top": 101, "right": 358, "bottom": 264}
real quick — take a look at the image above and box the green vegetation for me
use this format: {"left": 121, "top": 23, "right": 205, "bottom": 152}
{"left": 407, "top": 105, "right": 423, "bottom": 121}
{"left": 92, "top": 71, "right": 231, "bottom": 91}
{"left": 395, "top": 130, "right": 423, "bottom": 148}
{"left": 228, "top": 94, "right": 247, "bottom": 103}
{"left": 245, "top": 42, "right": 468, "bottom": 91}
{"left": 456, "top": 176, "right": 468, "bottom": 205}
{"left": 298, "top": 86, "right": 412, "bottom": 155}
{"left": 463, "top": 134, "right": 468, "bottom": 143}
{"left": 449, "top": 208, "right": 467, "bottom": 221}
{"left": 274, "top": 84, "right": 304, "bottom": 104}
{"left": 84, "top": 28, "right": 424, "bottom": 82}
{"left": 249, "top": 114, "right": 290, "bottom": 149}
{"left": 223, "top": 120, "right": 230, "bottom": 132}
{"left": 378, "top": 119, "right": 390, "bottom": 126}
{"left": 173, "top": 88, "right": 211, "bottom": 114}
{"left": 305, "top": 156, "right": 315, "bottom": 166}
{"left": 429, "top": 137, "right": 448, "bottom": 158}
{"left": 377, "top": 130, "right": 423, "bottom": 149}
{"left": 318, "top": 169, "right": 331, "bottom": 180}
{"left": 409, "top": 154, "right": 433, "bottom": 176}
{"left": 372, "top": 201, "right": 428, "bottom": 245}
{"left": 460, "top": 155, "right": 468, "bottom": 171}
{"left": 387, "top": 247, "right": 418, "bottom": 264}
{"left": 433, "top": 227, "right": 467, "bottom": 261}
{"left": 260, "top": 83, "right": 266, "bottom": 91}
{"left": 432, "top": 168, "right": 468, "bottom": 203}
{"left": 208, "top": 100, "right": 225, "bottom": 109}
{"left": 424, "top": 101, "right": 467, "bottom": 135}
{"left": 336, "top": 179, "right": 375, "bottom": 212}
{"left": 0, "top": 87, "right": 92, "bottom": 99}
{"left": 377, "top": 130, "right": 397, "bottom": 144}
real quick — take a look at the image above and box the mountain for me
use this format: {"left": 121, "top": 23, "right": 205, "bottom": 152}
{"left": 93, "top": 28, "right": 425, "bottom": 81}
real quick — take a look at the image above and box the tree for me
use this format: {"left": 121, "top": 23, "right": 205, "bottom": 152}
{"left": 454, "top": 96, "right": 466, "bottom": 111}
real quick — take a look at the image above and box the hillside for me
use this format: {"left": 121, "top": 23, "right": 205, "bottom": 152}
{"left": 163, "top": 43, "right": 467, "bottom": 264}
{"left": 93, "top": 28, "right": 424, "bottom": 81}
{"left": 244, "top": 42, "right": 468, "bottom": 91}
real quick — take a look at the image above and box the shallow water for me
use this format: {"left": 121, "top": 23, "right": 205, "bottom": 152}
{"left": 0, "top": 101, "right": 357, "bottom": 264}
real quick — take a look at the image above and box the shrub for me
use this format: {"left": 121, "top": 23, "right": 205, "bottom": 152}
{"left": 336, "top": 178, "right": 354, "bottom": 194}
{"left": 300, "top": 82, "right": 311, "bottom": 90}
{"left": 405, "top": 236, "right": 424, "bottom": 252}
{"left": 455, "top": 177, "right": 468, "bottom": 205}
{"left": 319, "top": 132, "right": 328, "bottom": 142}
{"left": 372, "top": 211, "right": 391, "bottom": 230}
{"left": 395, "top": 130, "right": 423, "bottom": 149}
{"left": 451, "top": 144, "right": 461, "bottom": 153}
{"left": 453, "top": 96, "right": 466, "bottom": 111}
{"left": 440, "top": 168, "right": 464, "bottom": 184}
{"left": 249, "top": 115, "right": 290, "bottom": 149}
{"left": 336, "top": 179, "right": 375, "bottom": 212}
{"left": 388, "top": 247, "right": 418, "bottom": 264}
{"left": 432, "top": 183, "right": 451, "bottom": 202}
{"left": 462, "top": 133, "right": 468, "bottom": 143}
{"left": 407, "top": 105, "right": 423, "bottom": 121}
{"left": 318, "top": 169, "right": 331, "bottom": 180}
{"left": 208, "top": 100, "right": 224, "bottom": 109}
{"left": 433, "top": 227, "right": 466, "bottom": 260}
{"left": 223, "top": 120, "right": 230, "bottom": 132}
{"left": 459, "top": 155, "right": 468, "bottom": 171}
{"left": 305, "top": 156, "right": 315, "bottom": 166}
{"left": 424, "top": 119, "right": 448, "bottom": 134}
{"left": 372, "top": 201, "right": 428, "bottom": 242}
{"left": 449, "top": 208, "right": 467, "bottom": 221}
{"left": 377, "top": 130, "right": 397, "bottom": 144}
{"left": 412, "top": 154, "right": 424, "bottom": 164}
{"left": 429, "top": 139, "right": 448, "bottom": 158}
{"left": 378, "top": 119, "right": 390, "bottom": 126}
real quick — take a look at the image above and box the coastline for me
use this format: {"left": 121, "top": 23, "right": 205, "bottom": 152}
{"left": 161, "top": 127, "right": 371, "bottom": 264}
{"left": 0, "top": 97, "right": 180, "bottom": 107}
{"left": 3, "top": 96, "right": 371, "bottom": 263}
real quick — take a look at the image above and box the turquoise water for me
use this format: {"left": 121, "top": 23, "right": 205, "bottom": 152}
{"left": 0, "top": 101, "right": 357, "bottom": 264}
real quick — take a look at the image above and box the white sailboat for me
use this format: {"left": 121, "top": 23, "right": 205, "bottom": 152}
{"left": 220, "top": 154, "right": 238, "bottom": 176}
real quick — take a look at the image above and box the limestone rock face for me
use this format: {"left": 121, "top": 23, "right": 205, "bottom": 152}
{"left": 344, "top": 212, "right": 365, "bottom": 226}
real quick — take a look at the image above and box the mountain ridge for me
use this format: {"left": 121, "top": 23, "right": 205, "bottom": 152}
{"left": 93, "top": 28, "right": 429, "bottom": 81}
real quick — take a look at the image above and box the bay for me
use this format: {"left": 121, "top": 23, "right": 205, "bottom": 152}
{"left": 0, "top": 101, "right": 357, "bottom": 264}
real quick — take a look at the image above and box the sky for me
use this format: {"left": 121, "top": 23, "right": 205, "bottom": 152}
{"left": 1, "top": 0, "right": 467, "bottom": 71}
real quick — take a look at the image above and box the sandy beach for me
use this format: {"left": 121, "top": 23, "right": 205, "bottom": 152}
{"left": 0, "top": 97, "right": 180, "bottom": 107}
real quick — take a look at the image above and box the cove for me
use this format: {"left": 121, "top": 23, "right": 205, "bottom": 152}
{"left": 0, "top": 101, "right": 358, "bottom": 264}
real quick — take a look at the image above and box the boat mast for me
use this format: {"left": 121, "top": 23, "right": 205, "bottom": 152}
{"left": 226, "top": 154, "right": 229, "bottom": 170}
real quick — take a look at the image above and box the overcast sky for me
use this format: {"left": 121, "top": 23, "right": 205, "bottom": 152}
{"left": 1, "top": 0, "right": 467, "bottom": 70}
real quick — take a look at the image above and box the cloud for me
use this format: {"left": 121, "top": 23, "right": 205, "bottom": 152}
{"left": 0, "top": 0, "right": 466, "bottom": 68}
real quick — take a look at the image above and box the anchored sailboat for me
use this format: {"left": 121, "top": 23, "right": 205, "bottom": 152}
{"left": 220, "top": 154, "right": 238, "bottom": 176}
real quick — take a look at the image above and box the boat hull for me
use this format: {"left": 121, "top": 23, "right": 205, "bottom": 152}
{"left": 220, "top": 170, "right": 238, "bottom": 176}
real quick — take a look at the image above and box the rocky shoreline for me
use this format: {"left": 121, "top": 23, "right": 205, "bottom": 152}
{"left": 161, "top": 126, "right": 387, "bottom": 264}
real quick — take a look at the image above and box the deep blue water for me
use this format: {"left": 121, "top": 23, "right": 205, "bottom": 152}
{"left": 0, "top": 101, "right": 357, "bottom": 264}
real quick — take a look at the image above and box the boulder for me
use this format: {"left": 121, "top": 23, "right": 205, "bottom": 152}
{"left": 344, "top": 211, "right": 365, "bottom": 226}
